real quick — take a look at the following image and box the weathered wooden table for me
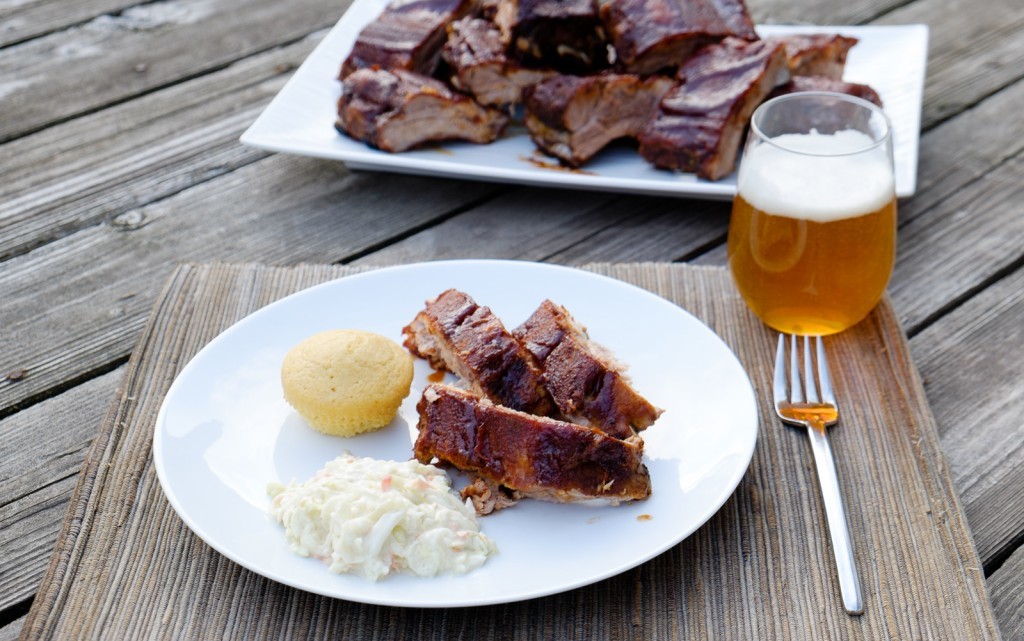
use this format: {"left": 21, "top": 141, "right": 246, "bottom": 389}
{"left": 1, "top": 0, "right": 1022, "bottom": 637}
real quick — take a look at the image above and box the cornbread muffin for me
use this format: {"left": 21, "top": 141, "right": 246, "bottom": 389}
{"left": 281, "top": 330, "right": 414, "bottom": 436}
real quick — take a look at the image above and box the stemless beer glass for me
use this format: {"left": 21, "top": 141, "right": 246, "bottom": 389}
{"left": 728, "top": 92, "right": 896, "bottom": 336}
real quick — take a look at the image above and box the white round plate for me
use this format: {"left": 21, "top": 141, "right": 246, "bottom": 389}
{"left": 153, "top": 260, "right": 759, "bottom": 607}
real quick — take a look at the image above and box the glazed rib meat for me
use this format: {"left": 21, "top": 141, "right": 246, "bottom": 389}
{"left": 403, "top": 289, "right": 554, "bottom": 415}
{"left": 766, "top": 33, "right": 859, "bottom": 81}
{"left": 494, "top": 0, "right": 610, "bottom": 73}
{"left": 769, "top": 75, "right": 882, "bottom": 107}
{"left": 599, "top": 0, "right": 758, "bottom": 74}
{"left": 523, "top": 73, "right": 673, "bottom": 166}
{"left": 339, "top": 0, "right": 474, "bottom": 79}
{"left": 638, "top": 38, "right": 787, "bottom": 180}
{"left": 337, "top": 69, "right": 508, "bottom": 152}
{"left": 414, "top": 384, "right": 652, "bottom": 514}
{"left": 766, "top": 76, "right": 884, "bottom": 136}
{"left": 514, "top": 300, "right": 662, "bottom": 438}
{"left": 443, "top": 17, "right": 557, "bottom": 107}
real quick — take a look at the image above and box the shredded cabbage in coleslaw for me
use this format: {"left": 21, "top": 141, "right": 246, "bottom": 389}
{"left": 267, "top": 453, "right": 496, "bottom": 580}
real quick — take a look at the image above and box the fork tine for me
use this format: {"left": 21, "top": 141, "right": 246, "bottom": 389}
{"left": 804, "top": 335, "right": 820, "bottom": 404}
{"left": 774, "top": 334, "right": 788, "bottom": 405}
{"left": 789, "top": 334, "right": 804, "bottom": 403}
{"left": 816, "top": 336, "right": 836, "bottom": 405}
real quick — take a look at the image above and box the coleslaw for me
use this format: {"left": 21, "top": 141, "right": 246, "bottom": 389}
{"left": 267, "top": 453, "right": 496, "bottom": 580}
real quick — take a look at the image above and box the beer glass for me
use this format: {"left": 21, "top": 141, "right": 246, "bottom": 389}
{"left": 727, "top": 92, "right": 896, "bottom": 336}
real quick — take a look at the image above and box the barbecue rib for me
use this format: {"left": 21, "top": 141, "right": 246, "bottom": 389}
{"left": 443, "top": 17, "right": 558, "bottom": 107}
{"left": 769, "top": 75, "right": 882, "bottom": 107}
{"left": 514, "top": 300, "right": 662, "bottom": 438}
{"left": 337, "top": 69, "right": 509, "bottom": 152}
{"left": 599, "top": 0, "right": 758, "bottom": 74}
{"left": 523, "top": 73, "right": 674, "bottom": 166}
{"left": 638, "top": 38, "right": 787, "bottom": 180}
{"left": 494, "top": 0, "right": 610, "bottom": 73}
{"left": 403, "top": 289, "right": 554, "bottom": 416}
{"left": 339, "top": 0, "right": 474, "bottom": 79}
{"left": 765, "top": 76, "right": 884, "bottom": 136}
{"left": 766, "top": 33, "right": 858, "bottom": 81}
{"left": 414, "top": 384, "right": 652, "bottom": 514}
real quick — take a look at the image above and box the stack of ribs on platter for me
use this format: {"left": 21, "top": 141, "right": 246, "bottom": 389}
{"left": 403, "top": 289, "right": 662, "bottom": 514}
{"left": 335, "top": 0, "right": 882, "bottom": 179}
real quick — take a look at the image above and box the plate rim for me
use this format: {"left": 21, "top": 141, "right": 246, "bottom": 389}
{"left": 152, "top": 259, "right": 760, "bottom": 607}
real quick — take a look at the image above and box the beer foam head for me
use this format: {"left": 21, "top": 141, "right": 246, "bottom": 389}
{"left": 738, "top": 130, "right": 894, "bottom": 222}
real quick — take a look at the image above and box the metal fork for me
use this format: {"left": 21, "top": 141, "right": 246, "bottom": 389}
{"left": 773, "top": 334, "right": 864, "bottom": 615}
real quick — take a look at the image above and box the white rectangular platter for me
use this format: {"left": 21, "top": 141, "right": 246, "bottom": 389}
{"left": 240, "top": 3, "right": 928, "bottom": 201}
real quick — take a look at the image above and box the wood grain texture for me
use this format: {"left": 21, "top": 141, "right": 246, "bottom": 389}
{"left": 543, "top": 201, "right": 727, "bottom": 265}
{"left": 745, "top": 0, "right": 903, "bottom": 26}
{"left": 0, "top": 30, "right": 325, "bottom": 260}
{"left": 0, "top": 370, "right": 121, "bottom": 610}
{"left": 18, "top": 263, "right": 1000, "bottom": 640}
{"left": 0, "top": 617, "right": 23, "bottom": 641}
{"left": 0, "top": 0, "right": 139, "bottom": 47}
{"left": 911, "top": 265, "right": 1024, "bottom": 567}
{"left": 0, "top": 478, "right": 77, "bottom": 615}
{"left": 0, "top": 0, "right": 348, "bottom": 142}
{"left": 905, "top": 78, "right": 1024, "bottom": 220}
{"left": 877, "top": 0, "right": 1024, "bottom": 129}
{"left": 889, "top": 153, "right": 1024, "bottom": 331}
{"left": 989, "top": 546, "right": 1024, "bottom": 640}
{"left": 356, "top": 191, "right": 730, "bottom": 267}
{"left": 352, "top": 187, "right": 614, "bottom": 265}
{"left": 352, "top": 190, "right": 719, "bottom": 266}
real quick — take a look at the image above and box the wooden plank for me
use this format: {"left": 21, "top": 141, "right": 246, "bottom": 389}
{"left": 0, "top": 156, "right": 500, "bottom": 415}
{"left": 0, "top": 370, "right": 119, "bottom": 610}
{"left": 876, "top": 0, "right": 1024, "bottom": 130}
{"left": 0, "top": 618, "right": 24, "bottom": 641}
{"left": 0, "top": 31, "right": 325, "bottom": 260}
{"left": 354, "top": 188, "right": 730, "bottom": 267}
{"left": 0, "top": 0, "right": 138, "bottom": 48}
{"left": 545, "top": 199, "right": 727, "bottom": 264}
{"left": 0, "top": 478, "right": 78, "bottom": 613}
{"left": 910, "top": 264, "right": 1024, "bottom": 567}
{"left": 0, "top": 0, "right": 346, "bottom": 142}
{"left": 989, "top": 545, "right": 1024, "bottom": 641}
{"left": 889, "top": 153, "right": 1024, "bottom": 332}
{"left": 906, "top": 79, "right": 1024, "bottom": 218}
{"left": 352, "top": 189, "right": 716, "bottom": 266}
{"left": 746, "top": 0, "right": 902, "bottom": 25}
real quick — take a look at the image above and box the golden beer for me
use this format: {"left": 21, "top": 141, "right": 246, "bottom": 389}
{"left": 728, "top": 195, "right": 896, "bottom": 336}
{"left": 728, "top": 93, "right": 897, "bottom": 336}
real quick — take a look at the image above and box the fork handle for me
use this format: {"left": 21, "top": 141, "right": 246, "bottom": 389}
{"left": 807, "top": 424, "right": 864, "bottom": 615}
